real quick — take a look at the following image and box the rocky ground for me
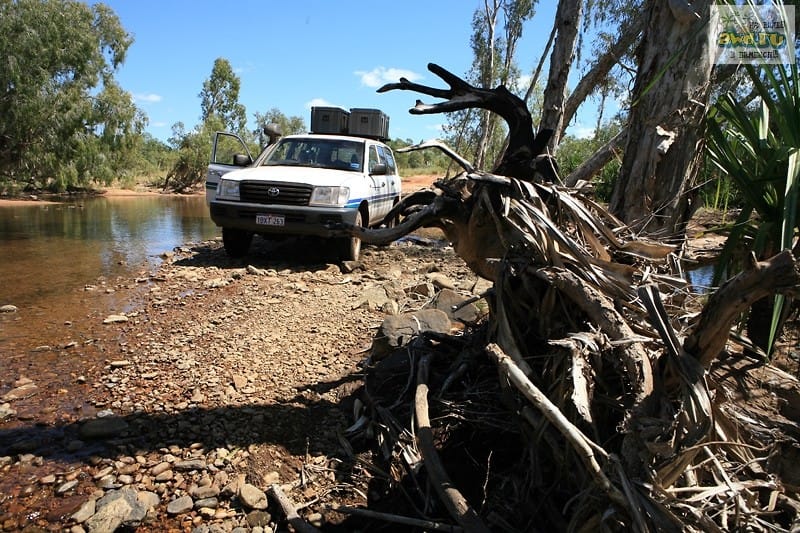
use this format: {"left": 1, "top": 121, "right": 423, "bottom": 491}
{"left": 0, "top": 226, "right": 487, "bottom": 532}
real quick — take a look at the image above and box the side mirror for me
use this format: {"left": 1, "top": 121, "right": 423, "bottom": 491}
{"left": 233, "top": 154, "right": 252, "bottom": 166}
{"left": 370, "top": 163, "right": 387, "bottom": 175}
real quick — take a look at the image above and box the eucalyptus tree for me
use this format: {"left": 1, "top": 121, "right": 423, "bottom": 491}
{"left": 199, "top": 58, "right": 247, "bottom": 134}
{"left": 539, "top": 0, "right": 583, "bottom": 150}
{"left": 0, "top": 0, "right": 142, "bottom": 190}
{"left": 445, "top": 0, "right": 537, "bottom": 170}
{"left": 609, "top": 0, "right": 717, "bottom": 235}
{"left": 253, "top": 108, "right": 306, "bottom": 148}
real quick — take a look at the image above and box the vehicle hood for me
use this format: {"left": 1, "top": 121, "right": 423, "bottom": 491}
{"left": 221, "top": 166, "right": 359, "bottom": 187}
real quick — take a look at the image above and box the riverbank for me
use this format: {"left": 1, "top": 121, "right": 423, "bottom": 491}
{"left": 0, "top": 225, "right": 480, "bottom": 531}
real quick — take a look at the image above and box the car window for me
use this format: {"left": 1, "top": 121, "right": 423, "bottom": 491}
{"left": 368, "top": 145, "right": 382, "bottom": 172}
{"left": 378, "top": 146, "right": 396, "bottom": 174}
{"left": 265, "top": 138, "right": 364, "bottom": 171}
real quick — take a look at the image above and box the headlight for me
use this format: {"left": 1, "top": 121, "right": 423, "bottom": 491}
{"left": 310, "top": 186, "right": 349, "bottom": 206}
{"left": 217, "top": 179, "right": 240, "bottom": 200}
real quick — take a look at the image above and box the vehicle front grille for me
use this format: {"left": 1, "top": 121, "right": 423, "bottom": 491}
{"left": 239, "top": 181, "right": 312, "bottom": 206}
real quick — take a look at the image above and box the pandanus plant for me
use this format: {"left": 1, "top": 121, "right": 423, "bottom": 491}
{"left": 706, "top": 59, "right": 800, "bottom": 354}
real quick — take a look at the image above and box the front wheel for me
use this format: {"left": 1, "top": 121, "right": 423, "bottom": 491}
{"left": 337, "top": 210, "right": 363, "bottom": 261}
{"left": 222, "top": 227, "right": 253, "bottom": 258}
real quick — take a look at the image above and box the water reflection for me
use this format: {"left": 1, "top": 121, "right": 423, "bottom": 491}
{"left": 0, "top": 195, "right": 217, "bottom": 308}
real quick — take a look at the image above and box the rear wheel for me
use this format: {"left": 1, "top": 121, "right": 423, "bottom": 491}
{"left": 337, "top": 210, "right": 363, "bottom": 261}
{"left": 222, "top": 227, "right": 253, "bottom": 258}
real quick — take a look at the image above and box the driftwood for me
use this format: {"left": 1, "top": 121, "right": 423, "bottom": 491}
{"left": 268, "top": 484, "right": 321, "bottom": 533}
{"left": 342, "top": 63, "right": 800, "bottom": 531}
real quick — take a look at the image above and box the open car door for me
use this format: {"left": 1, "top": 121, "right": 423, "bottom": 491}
{"left": 206, "top": 132, "right": 253, "bottom": 204}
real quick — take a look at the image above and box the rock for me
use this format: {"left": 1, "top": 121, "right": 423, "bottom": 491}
{"left": 203, "top": 278, "right": 229, "bottom": 288}
{"left": 246, "top": 265, "right": 268, "bottom": 276}
{"left": 56, "top": 480, "right": 79, "bottom": 494}
{"left": 0, "top": 403, "right": 16, "bottom": 420}
{"left": 174, "top": 459, "right": 205, "bottom": 471}
{"left": 194, "top": 497, "right": 218, "bottom": 509}
{"left": 190, "top": 485, "right": 220, "bottom": 499}
{"left": 340, "top": 260, "right": 363, "bottom": 273}
{"left": 371, "top": 309, "right": 453, "bottom": 361}
{"left": 102, "top": 314, "right": 129, "bottom": 324}
{"left": 429, "top": 288, "right": 483, "bottom": 323}
{"left": 246, "top": 510, "right": 272, "bottom": 527}
{"left": 71, "top": 498, "right": 96, "bottom": 523}
{"left": 239, "top": 483, "right": 268, "bottom": 510}
{"left": 1, "top": 383, "right": 39, "bottom": 402}
{"left": 0, "top": 304, "right": 18, "bottom": 313}
{"left": 425, "top": 272, "right": 457, "bottom": 290}
{"left": 79, "top": 417, "right": 129, "bottom": 439}
{"left": 231, "top": 374, "right": 248, "bottom": 390}
{"left": 166, "top": 495, "right": 193, "bottom": 515}
{"left": 149, "top": 461, "right": 171, "bottom": 476}
{"left": 86, "top": 487, "right": 147, "bottom": 531}
{"left": 109, "top": 360, "right": 132, "bottom": 368}
{"left": 354, "top": 285, "right": 393, "bottom": 311}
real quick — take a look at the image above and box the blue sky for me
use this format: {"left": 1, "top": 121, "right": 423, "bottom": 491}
{"left": 97, "top": 1, "right": 602, "bottom": 144}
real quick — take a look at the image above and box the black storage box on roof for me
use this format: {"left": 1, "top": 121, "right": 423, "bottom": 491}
{"left": 310, "top": 106, "right": 349, "bottom": 135}
{"left": 348, "top": 108, "right": 390, "bottom": 141}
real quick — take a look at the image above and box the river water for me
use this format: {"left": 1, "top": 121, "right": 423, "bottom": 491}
{"left": 0, "top": 194, "right": 218, "bottom": 391}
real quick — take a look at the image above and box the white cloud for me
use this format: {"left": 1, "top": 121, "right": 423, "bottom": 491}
{"left": 355, "top": 67, "right": 422, "bottom": 88}
{"left": 566, "top": 124, "right": 596, "bottom": 139}
{"left": 134, "top": 93, "right": 162, "bottom": 104}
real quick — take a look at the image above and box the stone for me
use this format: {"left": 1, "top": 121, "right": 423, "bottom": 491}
{"left": 0, "top": 304, "right": 18, "bottom": 313}
{"left": 174, "top": 459, "right": 205, "bottom": 471}
{"left": 149, "top": 461, "right": 171, "bottom": 476}
{"left": 102, "top": 315, "right": 129, "bottom": 324}
{"left": 246, "top": 510, "right": 272, "bottom": 527}
{"left": 371, "top": 309, "right": 452, "bottom": 361}
{"left": 429, "top": 288, "right": 483, "bottom": 323}
{"left": 0, "top": 403, "right": 17, "bottom": 420}
{"left": 56, "top": 480, "right": 79, "bottom": 494}
{"left": 190, "top": 485, "right": 220, "bottom": 499}
{"left": 137, "top": 490, "right": 160, "bottom": 511}
{"left": 194, "top": 497, "right": 218, "bottom": 509}
{"left": 1, "top": 383, "right": 39, "bottom": 402}
{"left": 79, "top": 417, "right": 129, "bottom": 439}
{"left": 425, "top": 272, "right": 457, "bottom": 290}
{"left": 239, "top": 483, "right": 268, "bottom": 510}
{"left": 71, "top": 498, "right": 96, "bottom": 523}
{"left": 166, "top": 495, "right": 193, "bottom": 515}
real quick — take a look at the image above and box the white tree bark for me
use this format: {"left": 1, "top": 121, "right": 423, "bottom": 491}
{"left": 609, "top": 0, "right": 717, "bottom": 236}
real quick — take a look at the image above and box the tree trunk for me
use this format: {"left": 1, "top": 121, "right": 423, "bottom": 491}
{"left": 564, "top": 128, "right": 627, "bottom": 187}
{"left": 474, "top": 0, "right": 499, "bottom": 170}
{"left": 539, "top": 0, "right": 583, "bottom": 151}
{"left": 559, "top": 12, "right": 645, "bottom": 141}
{"left": 609, "top": 0, "right": 716, "bottom": 237}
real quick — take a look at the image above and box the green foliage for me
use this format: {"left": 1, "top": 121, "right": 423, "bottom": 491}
{"left": 253, "top": 108, "right": 306, "bottom": 148}
{"left": 0, "top": 0, "right": 142, "bottom": 191}
{"left": 165, "top": 59, "right": 250, "bottom": 193}
{"left": 706, "top": 60, "right": 800, "bottom": 353}
{"left": 165, "top": 117, "right": 224, "bottom": 193}
{"left": 387, "top": 139, "right": 452, "bottom": 177}
{"left": 557, "top": 123, "right": 622, "bottom": 201}
{"left": 446, "top": 0, "right": 535, "bottom": 169}
{"left": 200, "top": 58, "right": 247, "bottom": 133}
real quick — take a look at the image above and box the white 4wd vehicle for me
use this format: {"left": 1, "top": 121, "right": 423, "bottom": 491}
{"left": 206, "top": 131, "right": 401, "bottom": 260}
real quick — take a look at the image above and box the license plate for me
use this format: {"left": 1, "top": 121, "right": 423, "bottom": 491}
{"left": 256, "top": 214, "right": 285, "bottom": 226}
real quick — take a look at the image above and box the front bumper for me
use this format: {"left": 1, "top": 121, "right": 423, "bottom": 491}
{"left": 209, "top": 201, "right": 359, "bottom": 237}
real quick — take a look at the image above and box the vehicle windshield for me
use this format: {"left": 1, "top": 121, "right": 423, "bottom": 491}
{"left": 264, "top": 138, "right": 365, "bottom": 171}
